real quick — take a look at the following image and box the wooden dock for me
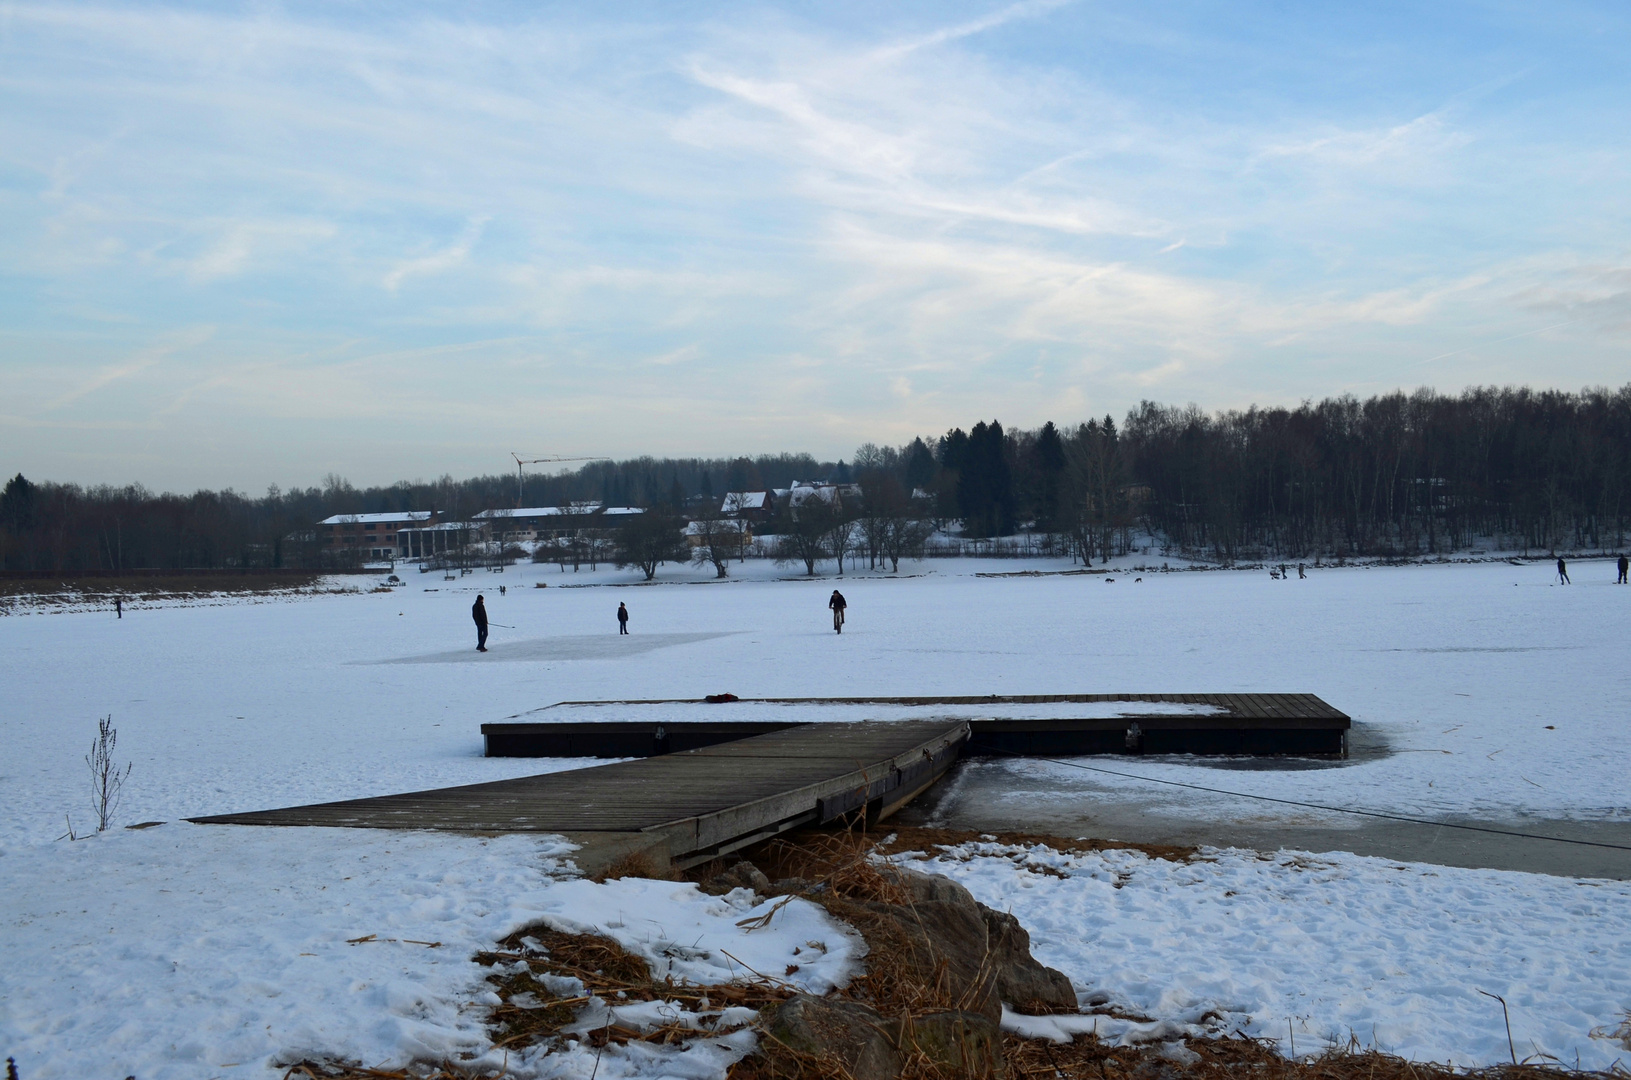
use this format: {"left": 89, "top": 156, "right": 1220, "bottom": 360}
{"left": 191, "top": 720, "right": 967, "bottom": 868}
{"left": 481, "top": 693, "right": 1352, "bottom": 759}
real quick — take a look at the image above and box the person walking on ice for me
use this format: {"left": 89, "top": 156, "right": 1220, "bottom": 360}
{"left": 1557, "top": 557, "right": 1570, "bottom": 584}
{"left": 828, "top": 589, "right": 847, "bottom": 634}
{"left": 473, "top": 594, "right": 489, "bottom": 652}
{"left": 617, "top": 602, "right": 629, "bottom": 634}
{"left": 1618, "top": 554, "right": 1628, "bottom": 584}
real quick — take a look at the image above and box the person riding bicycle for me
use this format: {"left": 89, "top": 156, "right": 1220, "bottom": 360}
{"left": 828, "top": 590, "right": 847, "bottom": 634}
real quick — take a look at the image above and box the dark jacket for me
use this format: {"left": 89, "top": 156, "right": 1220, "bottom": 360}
{"left": 617, "top": 604, "right": 629, "bottom": 623}
{"left": 472, "top": 598, "right": 488, "bottom": 629}
{"left": 829, "top": 592, "right": 847, "bottom": 610}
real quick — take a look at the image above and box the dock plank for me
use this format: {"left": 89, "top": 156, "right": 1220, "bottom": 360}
{"left": 192, "top": 720, "right": 969, "bottom": 864}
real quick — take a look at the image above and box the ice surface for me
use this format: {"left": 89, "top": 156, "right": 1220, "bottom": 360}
{"left": 4, "top": 556, "right": 1626, "bottom": 843}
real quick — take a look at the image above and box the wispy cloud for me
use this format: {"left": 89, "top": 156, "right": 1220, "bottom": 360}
{"left": 383, "top": 218, "right": 488, "bottom": 292}
{"left": 1, "top": 2, "right": 1627, "bottom": 488}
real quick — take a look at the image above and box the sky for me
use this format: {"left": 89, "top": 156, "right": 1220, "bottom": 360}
{"left": 2, "top": 0, "right": 1629, "bottom": 491}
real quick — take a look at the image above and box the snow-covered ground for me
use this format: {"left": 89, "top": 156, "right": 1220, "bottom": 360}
{"left": 1, "top": 823, "right": 860, "bottom": 1080}
{"left": 4, "top": 556, "right": 1629, "bottom": 1077}
{"left": 897, "top": 837, "right": 1631, "bottom": 1072}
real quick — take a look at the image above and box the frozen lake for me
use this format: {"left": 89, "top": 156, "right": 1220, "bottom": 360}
{"left": 3, "top": 555, "right": 1626, "bottom": 849}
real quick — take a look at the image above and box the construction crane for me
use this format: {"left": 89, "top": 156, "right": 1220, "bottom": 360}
{"left": 511, "top": 453, "right": 605, "bottom": 507}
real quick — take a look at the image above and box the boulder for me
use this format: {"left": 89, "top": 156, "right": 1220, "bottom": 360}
{"left": 896, "top": 1010, "right": 1005, "bottom": 1079}
{"left": 764, "top": 994, "right": 901, "bottom": 1080}
{"left": 981, "top": 907, "right": 1077, "bottom": 1012}
{"left": 858, "top": 897, "right": 1002, "bottom": 1020}
{"left": 871, "top": 867, "right": 1075, "bottom": 1016}
{"left": 880, "top": 865, "right": 980, "bottom": 908}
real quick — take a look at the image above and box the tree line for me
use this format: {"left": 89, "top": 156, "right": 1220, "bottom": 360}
{"left": 4, "top": 385, "right": 1628, "bottom": 572}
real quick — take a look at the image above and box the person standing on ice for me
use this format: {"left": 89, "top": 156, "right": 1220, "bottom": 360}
{"left": 1557, "top": 557, "right": 1570, "bottom": 584}
{"left": 473, "top": 594, "right": 489, "bottom": 652}
{"left": 828, "top": 589, "right": 847, "bottom": 634}
{"left": 1618, "top": 554, "right": 1628, "bottom": 584}
{"left": 114, "top": 597, "right": 122, "bottom": 619}
{"left": 617, "top": 602, "right": 629, "bottom": 634}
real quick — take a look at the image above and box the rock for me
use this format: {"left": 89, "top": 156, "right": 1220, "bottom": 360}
{"left": 768, "top": 876, "right": 819, "bottom": 896}
{"left": 705, "top": 860, "right": 772, "bottom": 896}
{"left": 879, "top": 865, "right": 980, "bottom": 909}
{"left": 980, "top": 907, "right": 1077, "bottom": 1012}
{"left": 896, "top": 1010, "right": 1005, "bottom": 1079}
{"left": 858, "top": 896, "right": 1001, "bottom": 1021}
{"left": 764, "top": 994, "right": 901, "bottom": 1080}
{"left": 869, "top": 867, "right": 1074, "bottom": 1017}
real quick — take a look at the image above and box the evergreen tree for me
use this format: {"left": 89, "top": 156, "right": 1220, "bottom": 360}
{"left": 902, "top": 438, "right": 936, "bottom": 494}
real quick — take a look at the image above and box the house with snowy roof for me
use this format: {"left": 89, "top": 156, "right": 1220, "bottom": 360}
{"left": 721, "top": 491, "right": 776, "bottom": 522}
{"left": 784, "top": 481, "right": 862, "bottom": 519}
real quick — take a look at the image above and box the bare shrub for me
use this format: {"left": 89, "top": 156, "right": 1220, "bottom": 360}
{"left": 87, "top": 714, "right": 132, "bottom": 832}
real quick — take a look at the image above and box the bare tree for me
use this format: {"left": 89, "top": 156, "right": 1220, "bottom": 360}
{"left": 775, "top": 498, "right": 835, "bottom": 575}
{"left": 880, "top": 514, "right": 932, "bottom": 572}
{"left": 690, "top": 501, "right": 746, "bottom": 578}
{"left": 824, "top": 508, "right": 860, "bottom": 575}
{"left": 614, "top": 508, "right": 687, "bottom": 580}
{"left": 86, "top": 714, "right": 131, "bottom": 833}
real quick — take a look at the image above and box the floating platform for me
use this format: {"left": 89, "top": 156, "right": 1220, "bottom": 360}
{"left": 481, "top": 693, "right": 1351, "bottom": 759}
{"left": 192, "top": 720, "right": 967, "bottom": 868}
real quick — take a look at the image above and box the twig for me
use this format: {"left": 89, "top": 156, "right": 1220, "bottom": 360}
{"left": 719, "top": 949, "right": 797, "bottom": 988}
{"left": 734, "top": 895, "right": 794, "bottom": 931}
{"left": 1477, "top": 989, "right": 1517, "bottom": 1064}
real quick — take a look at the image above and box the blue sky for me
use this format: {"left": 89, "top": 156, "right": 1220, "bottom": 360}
{"left": 2, "top": 1, "right": 1628, "bottom": 490}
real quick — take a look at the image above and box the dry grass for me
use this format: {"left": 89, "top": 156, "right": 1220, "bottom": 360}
{"left": 590, "top": 847, "right": 681, "bottom": 884}
{"left": 757, "top": 831, "right": 995, "bottom": 1018}
{"left": 1000, "top": 1030, "right": 1628, "bottom": 1080}
{"left": 475, "top": 925, "right": 791, "bottom": 1055}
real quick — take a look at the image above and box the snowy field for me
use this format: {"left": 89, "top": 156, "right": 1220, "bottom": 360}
{"left": 4, "top": 555, "right": 1630, "bottom": 1077}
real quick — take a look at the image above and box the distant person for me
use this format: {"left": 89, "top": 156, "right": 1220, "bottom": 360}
{"left": 500, "top": 584, "right": 506, "bottom": 596}
{"left": 617, "top": 602, "right": 629, "bottom": 634}
{"left": 1557, "top": 557, "right": 1570, "bottom": 585}
{"left": 1618, "top": 554, "right": 1628, "bottom": 584}
{"left": 1297, "top": 563, "right": 1306, "bottom": 580}
{"left": 828, "top": 589, "right": 847, "bottom": 634}
{"left": 473, "top": 594, "right": 489, "bottom": 652}
{"left": 114, "top": 597, "right": 122, "bottom": 619}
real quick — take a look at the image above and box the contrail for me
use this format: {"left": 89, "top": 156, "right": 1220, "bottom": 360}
{"left": 1419, "top": 319, "right": 1573, "bottom": 365}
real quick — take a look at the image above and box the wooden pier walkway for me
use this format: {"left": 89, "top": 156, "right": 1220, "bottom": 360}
{"left": 192, "top": 720, "right": 967, "bottom": 868}
{"left": 482, "top": 693, "right": 1352, "bottom": 759}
